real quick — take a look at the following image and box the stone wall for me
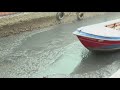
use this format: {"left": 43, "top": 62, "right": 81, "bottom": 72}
{"left": 0, "top": 12, "right": 16, "bottom": 16}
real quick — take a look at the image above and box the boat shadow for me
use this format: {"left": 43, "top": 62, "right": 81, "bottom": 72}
{"left": 71, "top": 50, "right": 120, "bottom": 75}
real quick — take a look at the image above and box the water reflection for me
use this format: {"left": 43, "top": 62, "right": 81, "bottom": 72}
{"left": 44, "top": 50, "right": 120, "bottom": 78}
{"left": 71, "top": 50, "right": 120, "bottom": 76}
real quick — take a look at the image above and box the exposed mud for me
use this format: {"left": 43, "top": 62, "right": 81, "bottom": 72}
{"left": 0, "top": 12, "right": 105, "bottom": 37}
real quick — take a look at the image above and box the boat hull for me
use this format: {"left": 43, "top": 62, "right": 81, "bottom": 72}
{"left": 77, "top": 35, "right": 120, "bottom": 52}
{"left": 73, "top": 18, "right": 120, "bottom": 52}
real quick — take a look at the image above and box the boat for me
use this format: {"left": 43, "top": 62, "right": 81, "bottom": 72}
{"left": 73, "top": 19, "right": 120, "bottom": 52}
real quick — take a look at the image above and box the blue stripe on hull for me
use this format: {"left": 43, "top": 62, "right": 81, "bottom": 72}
{"left": 73, "top": 30, "right": 120, "bottom": 41}
{"left": 87, "top": 44, "right": 120, "bottom": 51}
{"left": 88, "top": 47, "right": 120, "bottom": 52}
{"left": 101, "top": 44, "right": 120, "bottom": 49}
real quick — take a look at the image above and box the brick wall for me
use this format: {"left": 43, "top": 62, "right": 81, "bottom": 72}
{"left": 0, "top": 12, "right": 16, "bottom": 16}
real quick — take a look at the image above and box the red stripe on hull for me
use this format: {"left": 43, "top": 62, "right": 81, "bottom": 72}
{"left": 77, "top": 36, "right": 120, "bottom": 48}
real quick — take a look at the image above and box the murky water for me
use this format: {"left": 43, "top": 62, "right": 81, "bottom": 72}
{"left": 0, "top": 12, "right": 120, "bottom": 78}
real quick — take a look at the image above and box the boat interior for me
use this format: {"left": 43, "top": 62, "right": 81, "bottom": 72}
{"left": 105, "top": 22, "right": 120, "bottom": 30}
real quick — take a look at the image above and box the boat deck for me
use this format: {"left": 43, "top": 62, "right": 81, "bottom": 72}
{"left": 76, "top": 19, "right": 120, "bottom": 38}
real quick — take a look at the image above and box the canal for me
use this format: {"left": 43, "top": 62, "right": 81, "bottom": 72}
{"left": 0, "top": 12, "right": 120, "bottom": 78}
